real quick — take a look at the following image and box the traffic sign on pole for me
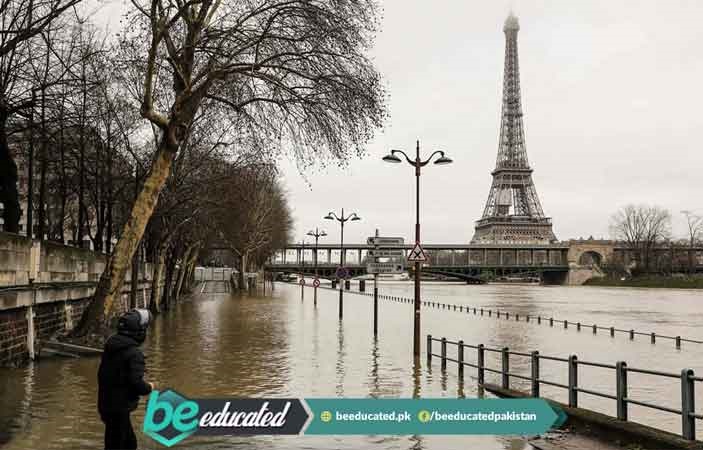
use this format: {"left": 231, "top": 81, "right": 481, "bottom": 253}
{"left": 367, "top": 249, "right": 405, "bottom": 258}
{"left": 299, "top": 278, "right": 306, "bottom": 286}
{"left": 407, "top": 242, "right": 428, "bottom": 262}
{"left": 367, "top": 236, "right": 404, "bottom": 246}
{"left": 313, "top": 278, "right": 320, "bottom": 288}
{"left": 367, "top": 262, "right": 404, "bottom": 274}
{"left": 335, "top": 266, "right": 348, "bottom": 279}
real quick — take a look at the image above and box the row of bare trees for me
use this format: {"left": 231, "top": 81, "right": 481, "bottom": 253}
{"left": 610, "top": 205, "right": 702, "bottom": 274}
{"left": 0, "top": 0, "right": 387, "bottom": 338}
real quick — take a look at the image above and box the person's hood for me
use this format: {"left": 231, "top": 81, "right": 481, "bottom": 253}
{"left": 104, "top": 333, "right": 139, "bottom": 353}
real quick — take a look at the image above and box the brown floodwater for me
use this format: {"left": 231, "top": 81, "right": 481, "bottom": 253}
{"left": 1, "top": 280, "right": 701, "bottom": 449}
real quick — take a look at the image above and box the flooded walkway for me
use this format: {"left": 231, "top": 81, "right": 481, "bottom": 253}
{"left": 0, "top": 281, "right": 700, "bottom": 449}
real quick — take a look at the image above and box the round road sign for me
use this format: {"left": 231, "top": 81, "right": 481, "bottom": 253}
{"left": 299, "top": 278, "right": 306, "bottom": 286}
{"left": 313, "top": 278, "right": 320, "bottom": 288}
{"left": 335, "top": 266, "right": 348, "bottom": 279}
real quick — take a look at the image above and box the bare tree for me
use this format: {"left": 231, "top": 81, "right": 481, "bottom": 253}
{"left": 75, "top": 0, "right": 385, "bottom": 338}
{"left": 681, "top": 210, "right": 703, "bottom": 273}
{"left": 610, "top": 204, "right": 671, "bottom": 273}
{"left": 0, "top": 0, "right": 83, "bottom": 233}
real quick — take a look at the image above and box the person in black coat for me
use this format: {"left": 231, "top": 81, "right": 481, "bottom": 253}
{"left": 98, "top": 309, "right": 154, "bottom": 450}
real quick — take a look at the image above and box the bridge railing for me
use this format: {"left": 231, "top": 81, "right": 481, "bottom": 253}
{"left": 427, "top": 335, "right": 701, "bottom": 441}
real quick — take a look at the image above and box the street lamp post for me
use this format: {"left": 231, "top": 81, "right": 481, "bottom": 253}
{"left": 383, "top": 140, "right": 453, "bottom": 357}
{"left": 324, "top": 208, "right": 361, "bottom": 319}
{"left": 300, "top": 240, "right": 306, "bottom": 301}
{"left": 307, "top": 227, "right": 327, "bottom": 307}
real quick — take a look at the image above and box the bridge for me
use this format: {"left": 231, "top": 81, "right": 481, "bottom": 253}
{"left": 266, "top": 243, "right": 571, "bottom": 283}
{"left": 264, "top": 240, "right": 703, "bottom": 284}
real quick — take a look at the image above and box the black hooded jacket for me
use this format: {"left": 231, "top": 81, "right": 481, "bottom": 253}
{"left": 98, "top": 333, "right": 152, "bottom": 415}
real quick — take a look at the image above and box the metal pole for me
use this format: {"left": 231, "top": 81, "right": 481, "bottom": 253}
{"left": 681, "top": 368, "right": 696, "bottom": 440}
{"left": 501, "top": 347, "right": 510, "bottom": 389}
{"left": 413, "top": 140, "right": 421, "bottom": 357}
{"left": 314, "top": 235, "right": 318, "bottom": 307}
{"left": 568, "top": 354, "right": 578, "bottom": 407}
{"left": 373, "top": 228, "right": 379, "bottom": 337}
{"left": 339, "top": 211, "right": 344, "bottom": 320}
{"left": 477, "top": 344, "right": 485, "bottom": 385}
{"left": 301, "top": 240, "right": 305, "bottom": 301}
{"left": 616, "top": 361, "right": 628, "bottom": 421}
{"left": 27, "top": 91, "right": 36, "bottom": 238}
{"left": 531, "top": 351, "right": 540, "bottom": 397}
{"left": 427, "top": 334, "right": 432, "bottom": 363}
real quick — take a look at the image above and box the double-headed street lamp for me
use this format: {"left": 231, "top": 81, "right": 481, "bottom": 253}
{"left": 306, "top": 227, "right": 327, "bottom": 306}
{"left": 383, "top": 140, "right": 453, "bottom": 357}
{"left": 324, "top": 208, "right": 361, "bottom": 319}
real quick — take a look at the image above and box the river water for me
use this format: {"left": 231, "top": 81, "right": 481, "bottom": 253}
{"left": 1, "top": 281, "right": 701, "bottom": 449}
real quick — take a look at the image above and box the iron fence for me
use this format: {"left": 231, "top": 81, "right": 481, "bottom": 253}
{"left": 427, "top": 335, "right": 701, "bottom": 441}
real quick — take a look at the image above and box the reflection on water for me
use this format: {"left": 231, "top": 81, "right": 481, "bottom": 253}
{"left": 1, "top": 281, "right": 701, "bottom": 449}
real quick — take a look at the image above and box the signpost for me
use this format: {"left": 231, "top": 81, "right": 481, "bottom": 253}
{"left": 366, "top": 262, "right": 404, "bottom": 274}
{"left": 367, "top": 236, "right": 404, "bottom": 246}
{"left": 335, "top": 266, "right": 349, "bottom": 280}
{"left": 368, "top": 231, "right": 405, "bottom": 337}
{"left": 407, "top": 242, "right": 428, "bottom": 262}
{"left": 367, "top": 249, "right": 405, "bottom": 258}
{"left": 313, "top": 278, "right": 320, "bottom": 288}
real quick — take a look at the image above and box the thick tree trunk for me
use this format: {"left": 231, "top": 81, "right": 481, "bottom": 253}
{"left": 149, "top": 246, "right": 166, "bottom": 313}
{"left": 74, "top": 146, "right": 176, "bottom": 338}
{"left": 238, "top": 252, "right": 248, "bottom": 290}
{"left": 173, "top": 246, "right": 192, "bottom": 302}
{"left": 181, "top": 246, "right": 199, "bottom": 296}
{"left": 162, "top": 251, "right": 175, "bottom": 310}
{"left": 129, "top": 244, "right": 139, "bottom": 308}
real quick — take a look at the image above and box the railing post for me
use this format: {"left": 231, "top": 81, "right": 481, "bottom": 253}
{"left": 593, "top": 324, "right": 597, "bottom": 334}
{"left": 477, "top": 344, "right": 485, "bottom": 385}
{"left": 610, "top": 326, "right": 615, "bottom": 337}
{"left": 458, "top": 340, "right": 464, "bottom": 379}
{"left": 427, "top": 335, "right": 432, "bottom": 363}
{"left": 568, "top": 355, "right": 578, "bottom": 407}
{"left": 531, "top": 351, "right": 540, "bottom": 397}
{"left": 526, "top": 315, "right": 530, "bottom": 323}
{"left": 501, "top": 347, "right": 510, "bottom": 389}
{"left": 538, "top": 316, "right": 541, "bottom": 324}
{"left": 564, "top": 320, "right": 568, "bottom": 329}
{"left": 616, "top": 361, "right": 628, "bottom": 421}
{"left": 441, "top": 337, "right": 447, "bottom": 370}
{"left": 681, "top": 369, "right": 695, "bottom": 440}
{"left": 676, "top": 336, "right": 681, "bottom": 349}
{"left": 550, "top": 317, "right": 553, "bottom": 327}
{"left": 629, "top": 329, "right": 634, "bottom": 340}
{"left": 577, "top": 322, "right": 581, "bottom": 331}
{"left": 480, "top": 308, "right": 483, "bottom": 316}
{"left": 651, "top": 332, "right": 656, "bottom": 344}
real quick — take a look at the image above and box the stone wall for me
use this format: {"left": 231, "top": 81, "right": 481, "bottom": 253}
{"left": 0, "top": 232, "right": 162, "bottom": 367}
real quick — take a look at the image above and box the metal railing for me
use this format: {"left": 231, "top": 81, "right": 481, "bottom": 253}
{"left": 281, "top": 281, "right": 701, "bottom": 348}
{"left": 427, "top": 335, "right": 701, "bottom": 441}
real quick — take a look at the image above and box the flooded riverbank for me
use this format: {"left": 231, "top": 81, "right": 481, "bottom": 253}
{"left": 1, "top": 281, "right": 701, "bottom": 449}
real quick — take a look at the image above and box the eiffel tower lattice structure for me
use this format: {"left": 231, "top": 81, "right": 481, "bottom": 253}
{"left": 472, "top": 12, "right": 557, "bottom": 245}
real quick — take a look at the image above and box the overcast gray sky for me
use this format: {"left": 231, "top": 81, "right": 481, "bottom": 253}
{"left": 96, "top": 0, "right": 703, "bottom": 245}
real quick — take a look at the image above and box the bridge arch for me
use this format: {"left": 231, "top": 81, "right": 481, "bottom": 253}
{"left": 578, "top": 250, "right": 603, "bottom": 267}
{"left": 567, "top": 240, "right": 615, "bottom": 267}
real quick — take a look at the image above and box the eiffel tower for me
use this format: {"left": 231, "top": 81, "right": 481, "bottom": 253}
{"left": 472, "top": 13, "right": 557, "bottom": 244}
